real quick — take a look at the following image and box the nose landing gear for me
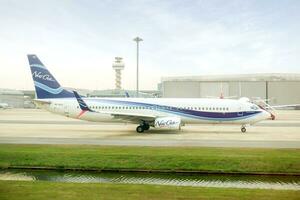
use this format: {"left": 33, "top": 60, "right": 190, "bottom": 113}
{"left": 241, "top": 125, "right": 246, "bottom": 133}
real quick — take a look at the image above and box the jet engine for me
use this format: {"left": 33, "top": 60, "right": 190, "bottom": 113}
{"left": 154, "top": 117, "right": 181, "bottom": 129}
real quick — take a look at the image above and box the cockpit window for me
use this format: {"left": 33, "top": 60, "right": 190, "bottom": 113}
{"left": 250, "top": 105, "right": 259, "bottom": 110}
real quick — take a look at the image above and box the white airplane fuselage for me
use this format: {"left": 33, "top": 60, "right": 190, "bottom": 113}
{"left": 38, "top": 97, "right": 271, "bottom": 126}
{"left": 27, "top": 54, "right": 273, "bottom": 133}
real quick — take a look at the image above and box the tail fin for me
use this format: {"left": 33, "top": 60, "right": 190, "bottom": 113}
{"left": 73, "top": 91, "right": 92, "bottom": 111}
{"left": 28, "top": 54, "right": 74, "bottom": 99}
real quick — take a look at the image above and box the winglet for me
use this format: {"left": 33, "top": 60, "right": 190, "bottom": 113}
{"left": 73, "top": 91, "right": 92, "bottom": 112}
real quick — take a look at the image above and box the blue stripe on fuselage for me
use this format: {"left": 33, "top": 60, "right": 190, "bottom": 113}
{"left": 86, "top": 99, "right": 261, "bottom": 121}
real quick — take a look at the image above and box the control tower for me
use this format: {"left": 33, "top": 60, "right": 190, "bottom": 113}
{"left": 112, "top": 57, "right": 125, "bottom": 90}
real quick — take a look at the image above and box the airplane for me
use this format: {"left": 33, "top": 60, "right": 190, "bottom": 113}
{"left": 28, "top": 54, "right": 275, "bottom": 133}
{"left": 0, "top": 103, "right": 9, "bottom": 109}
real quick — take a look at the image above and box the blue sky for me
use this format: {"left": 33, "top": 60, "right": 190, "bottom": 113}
{"left": 0, "top": 0, "right": 299, "bottom": 90}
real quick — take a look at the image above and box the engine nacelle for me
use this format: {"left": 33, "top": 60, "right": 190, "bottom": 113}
{"left": 154, "top": 117, "right": 181, "bottom": 129}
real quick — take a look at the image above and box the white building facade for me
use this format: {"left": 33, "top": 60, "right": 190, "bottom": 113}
{"left": 161, "top": 73, "right": 300, "bottom": 106}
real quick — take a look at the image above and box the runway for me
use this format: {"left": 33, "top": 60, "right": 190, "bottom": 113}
{"left": 0, "top": 109, "right": 300, "bottom": 148}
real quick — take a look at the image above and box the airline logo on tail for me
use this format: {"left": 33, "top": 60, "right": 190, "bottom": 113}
{"left": 32, "top": 71, "right": 55, "bottom": 82}
{"left": 28, "top": 54, "right": 74, "bottom": 99}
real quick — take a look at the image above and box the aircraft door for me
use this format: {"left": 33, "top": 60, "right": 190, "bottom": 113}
{"left": 237, "top": 106, "right": 243, "bottom": 117}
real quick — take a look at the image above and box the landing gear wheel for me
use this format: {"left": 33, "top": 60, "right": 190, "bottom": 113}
{"left": 136, "top": 125, "right": 144, "bottom": 133}
{"left": 241, "top": 127, "right": 246, "bottom": 133}
{"left": 143, "top": 124, "right": 150, "bottom": 131}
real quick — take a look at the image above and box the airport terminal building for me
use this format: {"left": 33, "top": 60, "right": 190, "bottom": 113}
{"left": 160, "top": 73, "right": 300, "bottom": 106}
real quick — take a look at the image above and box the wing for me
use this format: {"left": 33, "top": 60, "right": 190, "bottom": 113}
{"left": 102, "top": 111, "right": 156, "bottom": 123}
{"left": 267, "top": 104, "right": 300, "bottom": 109}
{"left": 72, "top": 91, "right": 156, "bottom": 124}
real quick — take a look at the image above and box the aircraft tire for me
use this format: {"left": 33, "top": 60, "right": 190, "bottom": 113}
{"left": 241, "top": 127, "right": 246, "bottom": 133}
{"left": 136, "top": 125, "right": 144, "bottom": 133}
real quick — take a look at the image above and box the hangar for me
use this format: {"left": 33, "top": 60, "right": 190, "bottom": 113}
{"left": 160, "top": 73, "right": 300, "bottom": 106}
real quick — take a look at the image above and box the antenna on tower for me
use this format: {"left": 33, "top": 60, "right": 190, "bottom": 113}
{"left": 112, "top": 57, "right": 125, "bottom": 90}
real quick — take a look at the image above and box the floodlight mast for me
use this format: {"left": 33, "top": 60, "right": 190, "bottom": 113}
{"left": 133, "top": 37, "right": 143, "bottom": 97}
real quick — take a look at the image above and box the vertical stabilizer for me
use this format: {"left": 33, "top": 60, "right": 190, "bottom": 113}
{"left": 28, "top": 54, "right": 74, "bottom": 99}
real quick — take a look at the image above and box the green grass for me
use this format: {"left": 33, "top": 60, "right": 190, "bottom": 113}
{"left": 0, "top": 144, "right": 299, "bottom": 174}
{"left": 1, "top": 180, "right": 299, "bottom": 200}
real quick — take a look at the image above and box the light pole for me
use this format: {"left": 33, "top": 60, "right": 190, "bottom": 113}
{"left": 133, "top": 37, "right": 143, "bottom": 97}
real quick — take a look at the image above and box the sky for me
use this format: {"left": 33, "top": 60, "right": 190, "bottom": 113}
{"left": 0, "top": 0, "right": 300, "bottom": 90}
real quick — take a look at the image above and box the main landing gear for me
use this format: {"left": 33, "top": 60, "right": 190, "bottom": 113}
{"left": 241, "top": 125, "right": 247, "bottom": 133}
{"left": 136, "top": 123, "right": 150, "bottom": 133}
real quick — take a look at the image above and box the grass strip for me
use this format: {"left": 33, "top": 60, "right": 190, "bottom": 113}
{"left": 1, "top": 180, "right": 300, "bottom": 200}
{"left": 0, "top": 144, "right": 299, "bottom": 174}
